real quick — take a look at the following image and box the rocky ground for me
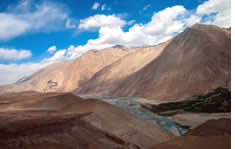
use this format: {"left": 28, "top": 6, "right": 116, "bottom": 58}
{"left": 0, "top": 92, "right": 174, "bottom": 149}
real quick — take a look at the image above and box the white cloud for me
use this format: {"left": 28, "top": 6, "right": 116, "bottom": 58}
{"left": 0, "top": 14, "right": 30, "bottom": 40}
{"left": 196, "top": 0, "right": 230, "bottom": 27}
{"left": 0, "top": 0, "right": 68, "bottom": 40}
{"left": 101, "top": 4, "right": 106, "bottom": 10}
{"left": 143, "top": 6, "right": 186, "bottom": 35}
{"left": 65, "top": 19, "right": 77, "bottom": 29}
{"left": 0, "top": 49, "right": 69, "bottom": 85}
{"left": 139, "top": 4, "right": 151, "bottom": 13}
{"left": 66, "top": 2, "right": 229, "bottom": 59}
{"left": 43, "top": 50, "right": 67, "bottom": 64}
{"left": 143, "top": 4, "right": 151, "bottom": 11}
{"left": 92, "top": 2, "right": 110, "bottom": 11}
{"left": 185, "top": 15, "right": 201, "bottom": 26}
{"left": 70, "top": 2, "right": 229, "bottom": 59}
{"left": 0, "top": 48, "right": 32, "bottom": 60}
{"left": 67, "top": 45, "right": 86, "bottom": 59}
{"left": 71, "top": 1, "right": 230, "bottom": 60}
{"left": 0, "top": 49, "right": 68, "bottom": 85}
{"left": 127, "top": 20, "right": 136, "bottom": 25}
{"left": 79, "top": 14, "right": 126, "bottom": 29}
{"left": 92, "top": 2, "right": 100, "bottom": 10}
{"left": 48, "top": 46, "right": 57, "bottom": 53}
{"left": 70, "top": 5, "right": 188, "bottom": 56}
{"left": 0, "top": 63, "right": 46, "bottom": 85}
{"left": 100, "top": 4, "right": 111, "bottom": 11}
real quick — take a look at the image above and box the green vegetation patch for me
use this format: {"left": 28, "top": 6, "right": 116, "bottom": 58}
{"left": 142, "top": 88, "right": 231, "bottom": 114}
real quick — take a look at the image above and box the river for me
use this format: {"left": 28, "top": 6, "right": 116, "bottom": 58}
{"left": 81, "top": 95, "right": 188, "bottom": 136}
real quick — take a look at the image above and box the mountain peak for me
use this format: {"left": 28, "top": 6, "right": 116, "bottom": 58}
{"left": 190, "top": 24, "right": 225, "bottom": 31}
{"left": 77, "top": 25, "right": 231, "bottom": 100}
{"left": 112, "top": 45, "right": 125, "bottom": 49}
{"left": 190, "top": 23, "right": 213, "bottom": 29}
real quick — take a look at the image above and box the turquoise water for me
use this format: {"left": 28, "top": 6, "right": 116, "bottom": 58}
{"left": 95, "top": 96, "right": 188, "bottom": 136}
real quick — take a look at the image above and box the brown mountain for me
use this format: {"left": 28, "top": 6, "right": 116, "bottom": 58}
{"left": 77, "top": 24, "right": 231, "bottom": 101}
{"left": 76, "top": 40, "right": 170, "bottom": 95}
{"left": 1, "top": 24, "right": 231, "bottom": 101}
{"left": 150, "top": 118, "right": 231, "bottom": 149}
{"left": 0, "top": 92, "right": 173, "bottom": 149}
{"left": 150, "top": 136, "right": 230, "bottom": 149}
{"left": 0, "top": 47, "right": 131, "bottom": 94}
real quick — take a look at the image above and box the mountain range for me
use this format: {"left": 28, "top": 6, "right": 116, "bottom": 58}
{"left": 0, "top": 24, "right": 231, "bottom": 101}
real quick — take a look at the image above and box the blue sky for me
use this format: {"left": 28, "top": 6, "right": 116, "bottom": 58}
{"left": 0, "top": 0, "right": 231, "bottom": 85}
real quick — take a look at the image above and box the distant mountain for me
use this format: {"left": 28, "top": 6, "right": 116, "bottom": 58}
{"left": 77, "top": 24, "right": 231, "bottom": 101}
{"left": 0, "top": 47, "right": 131, "bottom": 93}
{"left": 112, "top": 44, "right": 125, "bottom": 49}
{"left": 1, "top": 24, "right": 231, "bottom": 102}
{"left": 76, "top": 40, "right": 170, "bottom": 95}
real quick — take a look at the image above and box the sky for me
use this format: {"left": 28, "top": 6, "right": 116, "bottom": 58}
{"left": 0, "top": 0, "right": 231, "bottom": 85}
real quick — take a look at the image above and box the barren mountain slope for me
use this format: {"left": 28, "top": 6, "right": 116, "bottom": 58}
{"left": 0, "top": 92, "right": 174, "bottom": 149}
{"left": 110, "top": 24, "right": 231, "bottom": 100}
{"left": 0, "top": 47, "right": 130, "bottom": 94}
{"left": 150, "top": 118, "right": 231, "bottom": 149}
{"left": 76, "top": 40, "right": 170, "bottom": 95}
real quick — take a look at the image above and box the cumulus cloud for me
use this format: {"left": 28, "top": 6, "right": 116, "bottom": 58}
{"left": 143, "top": 6, "right": 186, "bottom": 35}
{"left": 79, "top": 14, "right": 126, "bottom": 29}
{"left": 43, "top": 50, "right": 67, "bottom": 64}
{"left": 67, "top": 1, "right": 230, "bottom": 59}
{"left": 92, "top": 2, "right": 100, "bottom": 10}
{"left": 0, "top": 48, "right": 32, "bottom": 60}
{"left": 66, "top": 6, "right": 189, "bottom": 58}
{"left": 48, "top": 46, "right": 57, "bottom": 53}
{"left": 196, "top": 0, "right": 230, "bottom": 27}
{"left": 0, "top": 0, "right": 68, "bottom": 40}
{"left": 185, "top": 15, "right": 202, "bottom": 26}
